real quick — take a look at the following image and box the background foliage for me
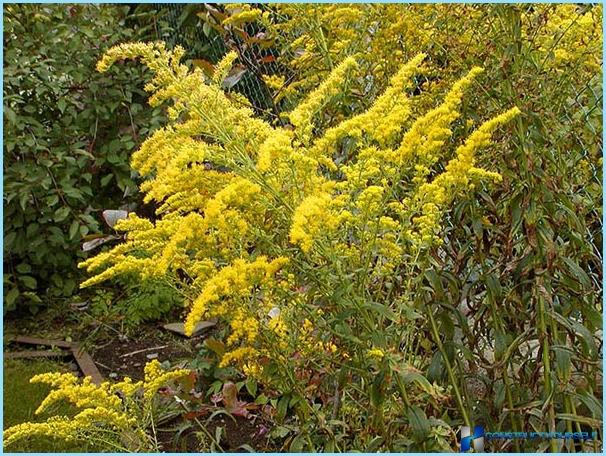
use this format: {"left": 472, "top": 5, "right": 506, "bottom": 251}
{"left": 3, "top": 4, "right": 165, "bottom": 312}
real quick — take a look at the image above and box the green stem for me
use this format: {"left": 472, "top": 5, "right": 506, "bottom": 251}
{"left": 503, "top": 371, "right": 521, "bottom": 452}
{"left": 426, "top": 306, "right": 470, "bottom": 427}
{"left": 536, "top": 277, "right": 557, "bottom": 453}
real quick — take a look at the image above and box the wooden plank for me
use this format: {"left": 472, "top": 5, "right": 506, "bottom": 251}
{"left": 4, "top": 350, "right": 71, "bottom": 359}
{"left": 5, "top": 334, "right": 104, "bottom": 385}
{"left": 71, "top": 346, "right": 104, "bottom": 385}
{"left": 6, "top": 335, "right": 74, "bottom": 349}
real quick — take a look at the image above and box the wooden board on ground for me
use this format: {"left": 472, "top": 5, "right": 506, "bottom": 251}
{"left": 4, "top": 335, "right": 104, "bottom": 385}
{"left": 162, "top": 320, "right": 216, "bottom": 337}
{"left": 4, "top": 350, "right": 71, "bottom": 359}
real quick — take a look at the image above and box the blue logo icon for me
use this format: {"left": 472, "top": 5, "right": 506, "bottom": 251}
{"left": 460, "top": 425, "right": 485, "bottom": 452}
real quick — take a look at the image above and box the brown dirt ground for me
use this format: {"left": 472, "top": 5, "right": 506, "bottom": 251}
{"left": 91, "top": 323, "right": 201, "bottom": 380}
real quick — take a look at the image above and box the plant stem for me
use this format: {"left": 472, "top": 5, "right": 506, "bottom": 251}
{"left": 426, "top": 305, "right": 471, "bottom": 427}
{"left": 536, "top": 277, "right": 557, "bottom": 453}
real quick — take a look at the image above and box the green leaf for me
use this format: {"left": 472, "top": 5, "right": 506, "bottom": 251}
{"left": 100, "top": 174, "right": 114, "bottom": 186}
{"left": 68, "top": 220, "right": 79, "bottom": 240}
{"left": 254, "top": 394, "right": 268, "bottom": 405}
{"left": 494, "top": 381, "right": 505, "bottom": 410}
{"left": 63, "top": 279, "right": 76, "bottom": 296}
{"left": 46, "top": 194, "right": 60, "bottom": 206}
{"left": 270, "top": 425, "right": 291, "bottom": 439}
{"left": 365, "top": 436, "right": 384, "bottom": 452}
{"left": 575, "top": 391, "right": 602, "bottom": 419}
{"left": 54, "top": 206, "right": 70, "bottom": 222}
{"left": 5, "top": 288, "right": 20, "bottom": 308}
{"left": 370, "top": 370, "right": 386, "bottom": 408}
{"left": 289, "top": 434, "right": 306, "bottom": 452}
{"left": 18, "top": 192, "right": 30, "bottom": 211}
{"left": 15, "top": 263, "right": 31, "bottom": 274}
{"left": 406, "top": 405, "right": 430, "bottom": 439}
{"left": 363, "top": 301, "right": 397, "bottom": 322}
{"left": 549, "top": 311, "right": 597, "bottom": 357}
{"left": 22, "top": 291, "right": 43, "bottom": 304}
{"left": 400, "top": 369, "right": 432, "bottom": 392}
{"left": 20, "top": 276, "right": 37, "bottom": 290}
{"left": 485, "top": 273, "right": 502, "bottom": 302}
{"left": 553, "top": 346, "right": 571, "bottom": 377}
{"left": 205, "top": 338, "right": 226, "bottom": 357}
{"left": 276, "top": 395, "right": 289, "bottom": 422}
{"left": 556, "top": 414, "right": 602, "bottom": 429}
{"left": 245, "top": 378, "right": 257, "bottom": 397}
{"left": 57, "top": 98, "right": 67, "bottom": 113}
{"left": 561, "top": 257, "right": 591, "bottom": 289}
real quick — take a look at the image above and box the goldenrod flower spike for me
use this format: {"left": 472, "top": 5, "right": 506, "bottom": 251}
{"left": 311, "top": 52, "right": 427, "bottom": 157}
{"left": 213, "top": 51, "right": 239, "bottom": 85}
{"left": 287, "top": 56, "right": 358, "bottom": 143}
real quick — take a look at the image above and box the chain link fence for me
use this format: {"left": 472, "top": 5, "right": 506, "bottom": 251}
{"left": 152, "top": 3, "right": 283, "bottom": 118}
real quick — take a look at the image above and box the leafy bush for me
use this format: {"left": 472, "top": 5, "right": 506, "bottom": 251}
{"left": 79, "top": 41, "right": 521, "bottom": 451}
{"left": 3, "top": 4, "right": 164, "bottom": 312}
{"left": 88, "top": 278, "right": 182, "bottom": 327}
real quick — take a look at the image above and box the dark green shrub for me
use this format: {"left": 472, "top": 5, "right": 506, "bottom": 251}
{"left": 3, "top": 4, "right": 164, "bottom": 312}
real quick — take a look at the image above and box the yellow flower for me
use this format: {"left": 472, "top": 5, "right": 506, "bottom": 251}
{"left": 213, "top": 51, "right": 239, "bottom": 85}
{"left": 287, "top": 56, "right": 358, "bottom": 143}
{"left": 367, "top": 348, "right": 385, "bottom": 360}
{"left": 184, "top": 256, "right": 289, "bottom": 337}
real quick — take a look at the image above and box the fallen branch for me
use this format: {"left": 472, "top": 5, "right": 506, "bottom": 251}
{"left": 119, "top": 345, "right": 169, "bottom": 358}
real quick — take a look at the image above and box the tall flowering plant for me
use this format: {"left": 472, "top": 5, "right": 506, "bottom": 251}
{"left": 79, "top": 42, "right": 519, "bottom": 450}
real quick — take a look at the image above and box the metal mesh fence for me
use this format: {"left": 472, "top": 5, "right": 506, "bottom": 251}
{"left": 152, "top": 3, "right": 284, "bottom": 118}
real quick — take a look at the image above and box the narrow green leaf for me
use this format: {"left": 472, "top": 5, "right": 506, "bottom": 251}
{"left": 407, "top": 405, "right": 430, "bottom": 439}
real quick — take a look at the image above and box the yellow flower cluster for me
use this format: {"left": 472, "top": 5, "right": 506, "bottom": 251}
{"left": 530, "top": 5, "right": 602, "bottom": 73}
{"left": 367, "top": 348, "right": 385, "bottom": 360}
{"left": 290, "top": 192, "right": 346, "bottom": 253}
{"left": 3, "top": 362, "right": 189, "bottom": 451}
{"left": 409, "top": 106, "right": 520, "bottom": 246}
{"left": 184, "top": 256, "right": 288, "bottom": 335}
{"left": 143, "top": 359, "right": 190, "bottom": 401}
{"left": 310, "top": 53, "right": 426, "bottom": 156}
{"left": 81, "top": 41, "right": 519, "bottom": 383}
{"left": 212, "top": 50, "right": 239, "bottom": 85}
{"left": 222, "top": 4, "right": 265, "bottom": 27}
{"left": 262, "top": 74, "right": 286, "bottom": 91}
{"left": 252, "top": 4, "right": 600, "bottom": 127}
{"left": 287, "top": 56, "right": 358, "bottom": 144}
